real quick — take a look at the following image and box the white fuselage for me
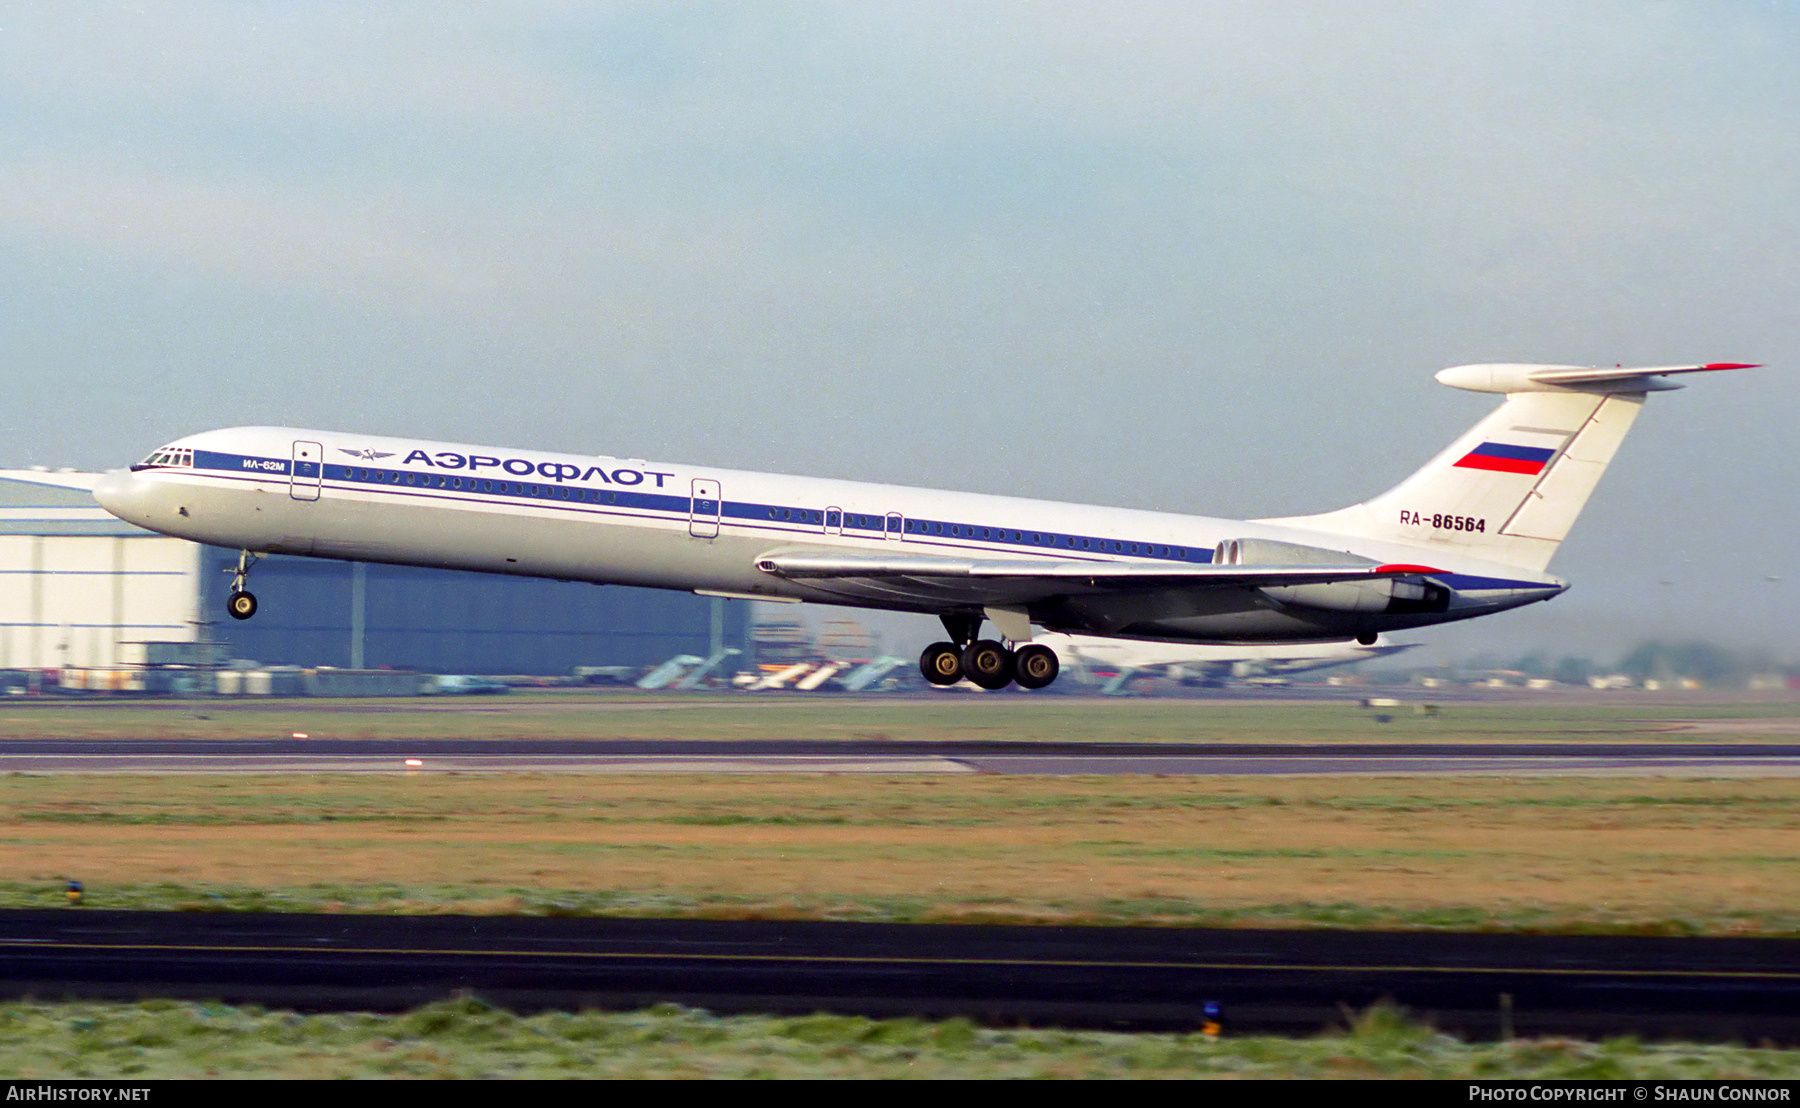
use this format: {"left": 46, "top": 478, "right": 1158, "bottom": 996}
{"left": 1036, "top": 632, "right": 1412, "bottom": 679}
{"left": 94, "top": 426, "right": 1561, "bottom": 644}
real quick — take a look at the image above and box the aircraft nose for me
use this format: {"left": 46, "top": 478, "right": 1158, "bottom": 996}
{"left": 92, "top": 470, "right": 147, "bottom": 525}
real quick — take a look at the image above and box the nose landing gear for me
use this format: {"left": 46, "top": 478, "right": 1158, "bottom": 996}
{"left": 226, "top": 550, "right": 261, "bottom": 621}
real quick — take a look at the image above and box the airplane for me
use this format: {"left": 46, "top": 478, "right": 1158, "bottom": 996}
{"left": 93, "top": 361, "right": 1754, "bottom": 692}
{"left": 1035, "top": 632, "right": 1415, "bottom": 690}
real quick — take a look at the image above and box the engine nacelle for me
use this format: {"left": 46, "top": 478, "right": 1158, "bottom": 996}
{"left": 1262, "top": 576, "right": 1448, "bottom": 614}
{"left": 1213, "top": 537, "right": 1451, "bottom": 614}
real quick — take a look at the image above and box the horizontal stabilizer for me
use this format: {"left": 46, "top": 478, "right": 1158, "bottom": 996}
{"left": 1436, "top": 362, "right": 1758, "bottom": 394}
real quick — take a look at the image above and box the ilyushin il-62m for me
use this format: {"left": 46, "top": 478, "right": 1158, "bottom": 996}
{"left": 95, "top": 362, "right": 1753, "bottom": 691}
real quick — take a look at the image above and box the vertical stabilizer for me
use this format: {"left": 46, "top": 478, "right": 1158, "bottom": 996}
{"left": 1259, "top": 363, "right": 1753, "bottom": 572}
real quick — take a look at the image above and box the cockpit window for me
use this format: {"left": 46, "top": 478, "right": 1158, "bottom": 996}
{"left": 132, "top": 447, "right": 193, "bottom": 471}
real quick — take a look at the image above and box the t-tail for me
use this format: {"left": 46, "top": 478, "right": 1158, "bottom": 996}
{"left": 1261, "top": 363, "right": 1756, "bottom": 573}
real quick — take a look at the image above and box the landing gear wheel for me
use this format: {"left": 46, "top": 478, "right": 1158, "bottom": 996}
{"left": 960, "top": 639, "right": 1015, "bottom": 690}
{"left": 1013, "top": 643, "right": 1060, "bottom": 690}
{"left": 920, "top": 642, "right": 964, "bottom": 686}
{"left": 227, "top": 590, "right": 258, "bottom": 621}
{"left": 226, "top": 550, "right": 262, "bottom": 620}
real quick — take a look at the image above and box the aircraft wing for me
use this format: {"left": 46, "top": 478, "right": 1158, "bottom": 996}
{"left": 0, "top": 468, "right": 103, "bottom": 492}
{"left": 754, "top": 549, "right": 1439, "bottom": 607}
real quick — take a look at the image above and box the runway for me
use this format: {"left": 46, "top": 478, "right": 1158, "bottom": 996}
{"left": 6, "top": 737, "right": 1800, "bottom": 775}
{"left": 7, "top": 734, "right": 1798, "bottom": 1038}
{"left": 5, "top": 909, "right": 1799, "bottom": 1040}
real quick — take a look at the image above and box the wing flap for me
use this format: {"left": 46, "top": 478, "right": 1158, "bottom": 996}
{"left": 755, "top": 549, "right": 1436, "bottom": 589}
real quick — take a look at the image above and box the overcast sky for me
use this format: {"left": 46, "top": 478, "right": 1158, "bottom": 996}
{"left": 1, "top": 2, "right": 1793, "bottom": 664}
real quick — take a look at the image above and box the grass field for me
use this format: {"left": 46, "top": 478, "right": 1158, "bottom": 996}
{"left": 8, "top": 997, "right": 1800, "bottom": 1079}
{"left": 4, "top": 692, "right": 1800, "bottom": 932}
{"left": 7, "top": 691, "right": 1800, "bottom": 1076}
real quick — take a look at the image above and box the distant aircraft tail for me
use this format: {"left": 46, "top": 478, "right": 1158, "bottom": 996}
{"left": 1260, "top": 363, "right": 1754, "bottom": 573}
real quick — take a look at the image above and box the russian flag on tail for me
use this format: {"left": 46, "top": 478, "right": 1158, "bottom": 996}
{"left": 1454, "top": 441, "right": 1558, "bottom": 475}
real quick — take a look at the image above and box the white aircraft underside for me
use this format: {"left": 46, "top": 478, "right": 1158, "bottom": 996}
{"left": 93, "top": 361, "right": 1753, "bottom": 691}
{"left": 1036, "top": 632, "right": 1416, "bottom": 685}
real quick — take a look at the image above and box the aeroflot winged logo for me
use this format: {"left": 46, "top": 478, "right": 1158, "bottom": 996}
{"left": 339, "top": 448, "right": 396, "bottom": 462}
{"left": 1453, "top": 441, "right": 1557, "bottom": 476}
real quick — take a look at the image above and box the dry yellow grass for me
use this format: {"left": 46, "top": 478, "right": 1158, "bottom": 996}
{"left": 5, "top": 772, "right": 1798, "bottom": 932}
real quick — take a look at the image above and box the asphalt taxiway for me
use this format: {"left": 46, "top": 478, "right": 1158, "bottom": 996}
{"left": 6, "top": 909, "right": 1800, "bottom": 1040}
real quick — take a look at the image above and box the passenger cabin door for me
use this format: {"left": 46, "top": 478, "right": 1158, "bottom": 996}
{"left": 689, "top": 478, "right": 721, "bottom": 538}
{"left": 290, "top": 441, "right": 322, "bottom": 501}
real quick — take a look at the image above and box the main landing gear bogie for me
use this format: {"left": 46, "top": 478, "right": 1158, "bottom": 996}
{"left": 919, "top": 636, "right": 1062, "bottom": 691}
